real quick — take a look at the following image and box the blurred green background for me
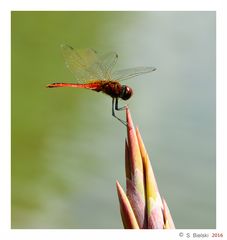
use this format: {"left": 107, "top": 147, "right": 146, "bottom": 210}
{"left": 11, "top": 11, "right": 215, "bottom": 228}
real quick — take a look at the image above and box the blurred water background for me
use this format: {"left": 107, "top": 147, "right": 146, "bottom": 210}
{"left": 11, "top": 11, "right": 215, "bottom": 228}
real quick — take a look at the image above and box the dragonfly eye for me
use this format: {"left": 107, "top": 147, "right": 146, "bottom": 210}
{"left": 121, "top": 85, "right": 133, "bottom": 100}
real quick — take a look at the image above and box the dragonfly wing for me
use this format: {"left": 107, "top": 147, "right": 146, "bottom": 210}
{"left": 112, "top": 66, "right": 156, "bottom": 81}
{"left": 99, "top": 52, "right": 118, "bottom": 80}
{"left": 61, "top": 44, "right": 107, "bottom": 82}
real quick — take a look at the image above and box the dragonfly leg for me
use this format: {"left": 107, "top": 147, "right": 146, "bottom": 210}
{"left": 115, "top": 98, "right": 127, "bottom": 111}
{"left": 112, "top": 98, "right": 127, "bottom": 126}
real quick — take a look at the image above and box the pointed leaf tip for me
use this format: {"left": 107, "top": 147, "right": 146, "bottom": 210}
{"left": 116, "top": 181, "right": 140, "bottom": 229}
{"left": 125, "top": 109, "right": 144, "bottom": 175}
{"left": 126, "top": 107, "right": 134, "bottom": 130}
{"left": 162, "top": 198, "right": 175, "bottom": 229}
{"left": 136, "top": 127, "right": 164, "bottom": 228}
{"left": 136, "top": 127, "right": 160, "bottom": 198}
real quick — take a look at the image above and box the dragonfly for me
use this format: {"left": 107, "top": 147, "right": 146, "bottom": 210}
{"left": 47, "top": 44, "right": 156, "bottom": 125}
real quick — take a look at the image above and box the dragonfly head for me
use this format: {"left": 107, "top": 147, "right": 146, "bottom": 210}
{"left": 120, "top": 85, "right": 133, "bottom": 100}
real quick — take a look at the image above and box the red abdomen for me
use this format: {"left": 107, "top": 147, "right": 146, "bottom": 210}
{"left": 47, "top": 80, "right": 133, "bottom": 100}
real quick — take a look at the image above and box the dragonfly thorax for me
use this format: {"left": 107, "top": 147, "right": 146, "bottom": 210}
{"left": 120, "top": 85, "right": 133, "bottom": 100}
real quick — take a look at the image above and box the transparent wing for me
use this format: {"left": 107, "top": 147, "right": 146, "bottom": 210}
{"left": 99, "top": 52, "right": 118, "bottom": 80}
{"left": 61, "top": 44, "right": 118, "bottom": 83}
{"left": 61, "top": 44, "right": 103, "bottom": 82}
{"left": 112, "top": 66, "right": 156, "bottom": 81}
